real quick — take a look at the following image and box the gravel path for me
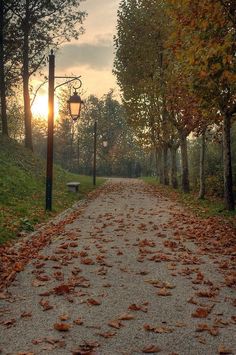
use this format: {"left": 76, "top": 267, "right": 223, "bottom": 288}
{"left": 0, "top": 179, "right": 235, "bottom": 355}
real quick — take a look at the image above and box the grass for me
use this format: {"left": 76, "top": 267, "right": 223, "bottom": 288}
{"left": 142, "top": 176, "right": 236, "bottom": 222}
{"left": 0, "top": 136, "right": 105, "bottom": 244}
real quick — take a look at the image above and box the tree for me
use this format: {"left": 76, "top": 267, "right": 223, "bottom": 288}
{"left": 8, "top": 0, "right": 86, "bottom": 150}
{"left": 0, "top": 0, "right": 19, "bottom": 136}
{"left": 167, "top": 0, "right": 236, "bottom": 209}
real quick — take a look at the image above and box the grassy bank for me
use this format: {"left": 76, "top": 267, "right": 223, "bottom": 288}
{"left": 142, "top": 177, "right": 236, "bottom": 222}
{"left": 0, "top": 137, "right": 105, "bottom": 244}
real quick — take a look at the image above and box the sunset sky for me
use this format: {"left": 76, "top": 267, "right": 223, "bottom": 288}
{"left": 33, "top": 0, "right": 120, "bottom": 112}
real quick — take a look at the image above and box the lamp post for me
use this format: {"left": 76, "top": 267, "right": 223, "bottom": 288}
{"left": 46, "top": 50, "right": 83, "bottom": 211}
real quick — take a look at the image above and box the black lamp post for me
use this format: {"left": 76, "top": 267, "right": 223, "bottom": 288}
{"left": 46, "top": 50, "right": 83, "bottom": 211}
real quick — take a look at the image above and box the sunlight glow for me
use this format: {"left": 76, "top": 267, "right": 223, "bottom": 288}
{"left": 31, "top": 95, "right": 59, "bottom": 119}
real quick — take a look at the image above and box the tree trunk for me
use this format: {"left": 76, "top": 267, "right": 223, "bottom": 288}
{"left": 22, "top": 6, "right": 33, "bottom": 151}
{"left": 154, "top": 147, "right": 159, "bottom": 181}
{"left": 180, "top": 133, "right": 190, "bottom": 193}
{"left": 170, "top": 145, "right": 178, "bottom": 189}
{"left": 0, "top": 0, "right": 8, "bottom": 136}
{"left": 159, "top": 148, "right": 164, "bottom": 184}
{"left": 163, "top": 145, "right": 169, "bottom": 185}
{"left": 198, "top": 131, "right": 206, "bottom": 199}
{"left": 222, "top": 113, "right": 234, "bottom": 210}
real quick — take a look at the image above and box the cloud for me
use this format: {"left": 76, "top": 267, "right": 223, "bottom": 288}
{"left": 57, "top": 40, "right": 114, "bottom": 71}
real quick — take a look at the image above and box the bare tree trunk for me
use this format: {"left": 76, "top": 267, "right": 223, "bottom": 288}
{"left": 77, "top": 135, "right": 80, "bottom": 171}
{"left": 159, "top": 148, "right": 164, "bottom": 184}
{"left": 180, "top": 133, "right": 190, "bottom": 193}
{"left": 22, "top": 5, "right": 33, "bottom": 151}
{"left": 171, "top": 145, "right": 178, "bottom": 189}
{"left": 154, "top": 147, "right": 158, "bottom": 180}
{"left": 163, "top": 145, "right": 169, "bottom": 185}
{"left": 0, "top": 0, "right": 8, "bottom": 136}
{"left": 198, "top": 130, "right": 206, "bottom": 199}
{"left": 222, "top": 114, "right": 234, "bottom": 210}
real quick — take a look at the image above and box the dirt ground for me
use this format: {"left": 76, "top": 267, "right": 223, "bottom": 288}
{"left": 0, "top": 179, "right": 235, "bottom": 355}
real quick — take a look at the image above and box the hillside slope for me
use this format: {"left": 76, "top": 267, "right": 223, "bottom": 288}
{"left": 0, "top": 136, "right": 104, "bottom": 243}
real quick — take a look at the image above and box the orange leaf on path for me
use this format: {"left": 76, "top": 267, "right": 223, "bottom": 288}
{"left": 218, "top": 345, "right": 233, "bottom": 354}
{"left": 128, "top": 303, "right": 148, "bottom": 312}
{"left": 192, "top": 307, "right": 211, "bottom": 318}
{"left": 108, "top": 320, "right": 123, "bottom": 329}
{"left": 118, "top": 313, "right": 135, "bottom": 320}
{"left": 74, "top": 318, "right": 84, "bottom": 325}
{"left": 157, "top": 288, "right": 172, "bottom": 296}
{"left": 54, "top": 323, "right": 70, "bottom": 331}
{"left": 87, "top": 298, "right": 101, "bottom": 306}
{"left": 142, "top": 345, "right": 161, "bottom": 353}
{"left": 98, "top": 331, "right": 116, "bottom": 338}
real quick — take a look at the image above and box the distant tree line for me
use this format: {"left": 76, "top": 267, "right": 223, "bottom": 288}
{"left": 32, "top": 90, "right": 150, "bottom": 178}
{"left": 114, "top": 0, "right": 236, "bottom": 210}
{"left": 0, "top": 0, "right": 86, "bottom": 149}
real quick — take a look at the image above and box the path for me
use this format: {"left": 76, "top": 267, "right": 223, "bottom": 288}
{"left": 0, "top": 179, "right": 235, "bottom": 355}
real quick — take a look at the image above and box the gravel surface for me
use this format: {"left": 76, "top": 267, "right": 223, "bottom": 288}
{"left": 0, "top": 178, "right": 235, "bottom": 355}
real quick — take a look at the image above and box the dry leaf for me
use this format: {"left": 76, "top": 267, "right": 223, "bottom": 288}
{"left": 192, "top": 307, "right": 211, "bottom": 318}
{"left": 218, "top": 345, "right": 233, "bottom": 354}
{"left": 74, "top": 318, "right": 84, "bottom": 325}
{"left": 157, "top": 288, "right": 171, "bottom": 296}
{"left": 128, "top": 303, "right": 148, "bottom": 312}
{"left": 87, "top": 298, "right": 101, "bottom": 306}
{"left": 118, "top": 313, "right": 135, "bottom": 320}
{"left": 54, "top": 323, "right": 70, "bottom": 331}
{"left": 59, "top": 314, "right": 69, "bottom": 321}
{"left": 108, "top": 320, "right": 123, "bottom": 329}
{"left": 80, "top": 258, "right": 94, "bottom": 265}
{"left": 142, "top": 344, "right": 161, "bottom": 353}
{"left": 54, "top": 284, "right": 71, "bottom": 295}
{"left": 98, "top": 331, "right": 116, "bottom": 338}
{"left": 39, "top": 299, "right": 53, "bottom": 311}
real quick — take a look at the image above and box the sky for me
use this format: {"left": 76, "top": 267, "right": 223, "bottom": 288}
{"left": 56, "top": 0, "right": 120, "bottom": 98}
{"left": 32, "top": 0, "right": 120, "bottom": 117}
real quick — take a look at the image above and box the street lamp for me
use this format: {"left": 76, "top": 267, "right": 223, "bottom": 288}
{"left": 46, "top": 50, "right": 83, "bottom": 211}
{"left": 67, "top": 89, "right": 83, "bottom": 121}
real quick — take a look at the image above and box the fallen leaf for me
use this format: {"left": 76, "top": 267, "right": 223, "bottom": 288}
{"left": 128, "top": 303, "right": 148, "bottom": 312}
{"left": 108, "top": 320, "right": 123, "bottom": 329}
{"left": 98, "top": 331, "right": 116, "bottom": 338}
{"left": 39, "top": 299, "right": 53, "bottom": 311}
{"left": 54, "top": 284, "right": 71, "bottom": 295}
{"left": 192, "top": 307, "right": 211, "bottom": 318}
{"left": 87, "top": 298, "right": 101, "bottom": 306}
{"left": 54, "top": 323, "right": 70, "bottom": 331}
{"left": 218, "top": 345, "right": 233, "bottom": 354}
{"left": 118, "top": 313, "right": 135, "bottom": 320}
{"left": 2, "top": 319, "right": 16, "bottom": 327}
{"left": 74, "top": 318, "right": 84, "bottom": 325}
{"left": 59, "top": 314, "right": 69, "bottom": 321}
{"left": 157, "top": 288, "right": 172, "bottom": 296}
{"left": 21, "top": 311, "right": 32, "bottom": 318}
{"left": 14, "top": 262, "right": 24, "bottom": 272}
{"left": 80, "top": 258, "right": 94, "bottom": 265}
{"left": 142, "top": 345, "right": 161, "bottom": 353}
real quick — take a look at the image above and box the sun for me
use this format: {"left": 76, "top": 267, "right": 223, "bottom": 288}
{"left": 31, "top": 95, "right": 59, "bottom": 119}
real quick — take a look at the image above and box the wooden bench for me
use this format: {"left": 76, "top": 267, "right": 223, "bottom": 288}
{"left": 66, "top": 182, "right": 80, "bottom": 193}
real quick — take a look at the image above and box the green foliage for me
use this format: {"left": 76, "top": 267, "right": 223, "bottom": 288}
{"left": 0, "top": 136, "right": 105, "bottom": 244}
{"left": 143, "top": 176, "right": 236, "bottom": 219}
